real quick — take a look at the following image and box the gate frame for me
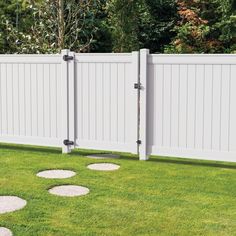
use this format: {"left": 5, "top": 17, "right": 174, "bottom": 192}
{"left": 61, "top": 49, "right": 75, "bottom": 153}
{"left": 61, "top": 50, "right": 141, "bottom": 156}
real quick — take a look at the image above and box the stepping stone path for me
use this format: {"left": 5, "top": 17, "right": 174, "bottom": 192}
{"left": 1, "top": 154, "right": 119, "bottom": 231}
{"left": 0, "top": 227, "right": 13, "bottom": 236}
{"left": 86, "top": 154, "right": 120, "bottom": 159}
{"left": 48, "top": 185, "right": 89, "bottom": 197}
{"left": 87, "top": 163, "right": 120, "bottom": 171}
{"left": 0, "top": 196, "right": 27, "bottom": 214}
{"left": 37, "top": 170, "right": 76, "bottom": 179}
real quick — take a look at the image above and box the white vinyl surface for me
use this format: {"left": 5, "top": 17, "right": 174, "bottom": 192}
{"left": 1, "top": 51, "right": 236, "bottom": 162}
{"left": 74, "top": 53, "right": 139, "bottom": 154}
{"left": 0, "top": 55, "right": 63, "bottom": 147}
{"left": 146, "top": 54, "right": 236, "bottom": 162}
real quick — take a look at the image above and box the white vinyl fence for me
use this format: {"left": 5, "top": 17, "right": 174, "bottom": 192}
{"left": 140, "top": 50, "right": 236, "bottom": 162}
{"left": 0, "top": 54, "right": 63, "bottom": 147}
{"left": 0, "top": 49, "right": 236, "bottom": 163}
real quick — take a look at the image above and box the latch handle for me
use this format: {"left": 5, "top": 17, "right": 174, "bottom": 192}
{"left": 63, "top": 55, "right": 74, "bottom": 61}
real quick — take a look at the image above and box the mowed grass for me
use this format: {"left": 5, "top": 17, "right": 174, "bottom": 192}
{"left": 0, "top": 144, "right": 236, "bottom": 236}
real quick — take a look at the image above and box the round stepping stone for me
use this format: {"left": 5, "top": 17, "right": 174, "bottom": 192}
{"left": 0, "top": 196, "right": 27, "bottom": 214}
{"left": 0, "top": 227, "right": 13, "bottom": 236}
{"left": 87, "top": 163, "right": 120, "bottom": 171}
{"left": 49, "top": 185, "right": 89, "bottom": 197}
{"left": 86, "top": 154, "right": 120, "bottom": 159}
{"left": 36, "top": 170, "right": 76, "bottom": 179}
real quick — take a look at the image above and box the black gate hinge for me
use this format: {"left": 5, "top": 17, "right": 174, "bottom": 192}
{"left": 134, "top": 82, "right": 142, "bottom": 90}
{"left": 63, "top": 139, "right": 74, "bottom": 146}
{"left": 63, "top": 55, "right": 74, "bottom": 61}
{"left": 136, "top": 140, "right": 142, "bottom": 145}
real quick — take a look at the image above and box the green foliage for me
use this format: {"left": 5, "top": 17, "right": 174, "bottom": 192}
{"left": 106, "top": 0, "right": 140, "bottom": 52}
{"left": 0, "top": 0, "right": 32, "bottom": 53}
{"left": 0, "top": 143, "right": 236, "bottom": 235}
{"left": 0, "top": 0, "right": 235, "bottom": 53}
{"left": 89, "top": 0, "right": 112, "bottom": 53}
{"left": 1, "top": 0, "right": 103, "bottom": 53}
{"left": 107, "top": 0, "right": 177, "bottom": 53}
{"left": 138, "top": 0, "right": 177, "bottom": 53}
{"left": 165, "top": 0, "right": 236, "bottom": 53}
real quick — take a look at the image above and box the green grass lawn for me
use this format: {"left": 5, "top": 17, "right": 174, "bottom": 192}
{"left": 0, "top": 143, "right": 236, "bottom": 236}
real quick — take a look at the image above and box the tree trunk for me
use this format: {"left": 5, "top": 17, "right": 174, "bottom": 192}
{"left": 58, "top": 0, "right": 65, "bottom": 50}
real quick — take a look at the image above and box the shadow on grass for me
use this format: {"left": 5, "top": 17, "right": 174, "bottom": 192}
{"left": 111, "top": 154, "right": 236, "bottom": 170}
{"left": 75, "top": 151, "right": 236, "bottom": 170}
{"left": 0, "top": 143, "right": 235, "bottom": 170}
{"left": 0, "top": 143, "right": 61, "bottom": 155}
{"left": 147, "top": 157, "right": 236, "bottom": 170}
{"left": 0, "top": 143, "right": 107, "bottom": 157}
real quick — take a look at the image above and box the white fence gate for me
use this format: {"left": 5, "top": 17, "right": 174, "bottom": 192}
{"left": 0, "top": 49, "right": 236, "bottom": 163}
{"left": 74, "top": 53, "right": 139, "bottom": 153}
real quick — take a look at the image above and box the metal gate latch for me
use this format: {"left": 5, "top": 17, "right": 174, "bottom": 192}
{"left": 63, "top": 55, "right": 74, "bottom": 61}
{"left": 63, "top": 139, "right": 74, "bottom": 146}
{"left": 136, "top": 140, "right": 142, "bottom": 145}
{"left": 134, "top": 83, "right": 142, "bottom": 90}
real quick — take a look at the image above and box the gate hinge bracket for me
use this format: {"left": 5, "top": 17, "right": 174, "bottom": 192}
{"left": 136, "top": 140, "right": 142, "bottom": 145}
{"left": 63, "top": 139, "right": 74, "bottom": 146}
{"left": 134, "top": 82, "right": 142, "bottom": 90}
{"left": 63, "top": 55, "right": 74, "bottom": 61}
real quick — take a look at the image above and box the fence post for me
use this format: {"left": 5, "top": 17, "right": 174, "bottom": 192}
{"left": 139, "top": 49, "right": 149, "bottom": 160}
{"left": 61, "top": 49, "right": 71, "bottom": 154}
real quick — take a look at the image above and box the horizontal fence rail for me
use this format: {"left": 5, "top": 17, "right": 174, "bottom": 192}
{"left": 0, "top": 50, "right": 236, "bottom": 163}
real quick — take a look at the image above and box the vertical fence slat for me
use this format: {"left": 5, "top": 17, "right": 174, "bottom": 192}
{"left": 187, "top": 65, "right": 196, "bottom": 148}
{"left": 178, "top": 65, "right": 188, "bottom": 148}
{"left": 132, "top": 51, "right": 139, "bottom": 153}
{"left": 195, "top": 65, "right": 205, "bottom": 150}
{"left": 211, "top": 65, "right": 221, "bottom": 150}
{"left": 103, "top": 63, "right": 111, "bottom": 141}
{"left": 220, "top": 65, "right": 231, "bottom": 151}
{"left": 229, "top": 65, "right": 236, "bottom": 151}
{"left": 171, "top": 65, "right": 180, "bottom": 147}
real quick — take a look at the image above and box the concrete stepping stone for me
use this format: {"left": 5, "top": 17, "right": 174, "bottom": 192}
{"left": 86, "top": 154, "right": 120, "bottom": 159}
{"left": 87, "top": 163, "right": 120, "bottom": 171}
{"left": 37, "top": 170, "right": 76, "bottom": 179}
{"left": 0, "top": 227, "right": 13, "bottom": 236}
{"left": 48, "top": 185, "right": 89, "bottom": 197}
{"left": 0, "top": 196, "right": 27, "bottom": 214}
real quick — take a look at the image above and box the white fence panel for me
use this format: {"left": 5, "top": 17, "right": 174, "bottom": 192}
{"left": 74, "top": 53, "right": 139, "bottom": 153}
{"left": 146, "top": 54, "right": 236, "bottom": 162}
{"left": 0, "top": 55, "right": 63, "bottom": 147}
